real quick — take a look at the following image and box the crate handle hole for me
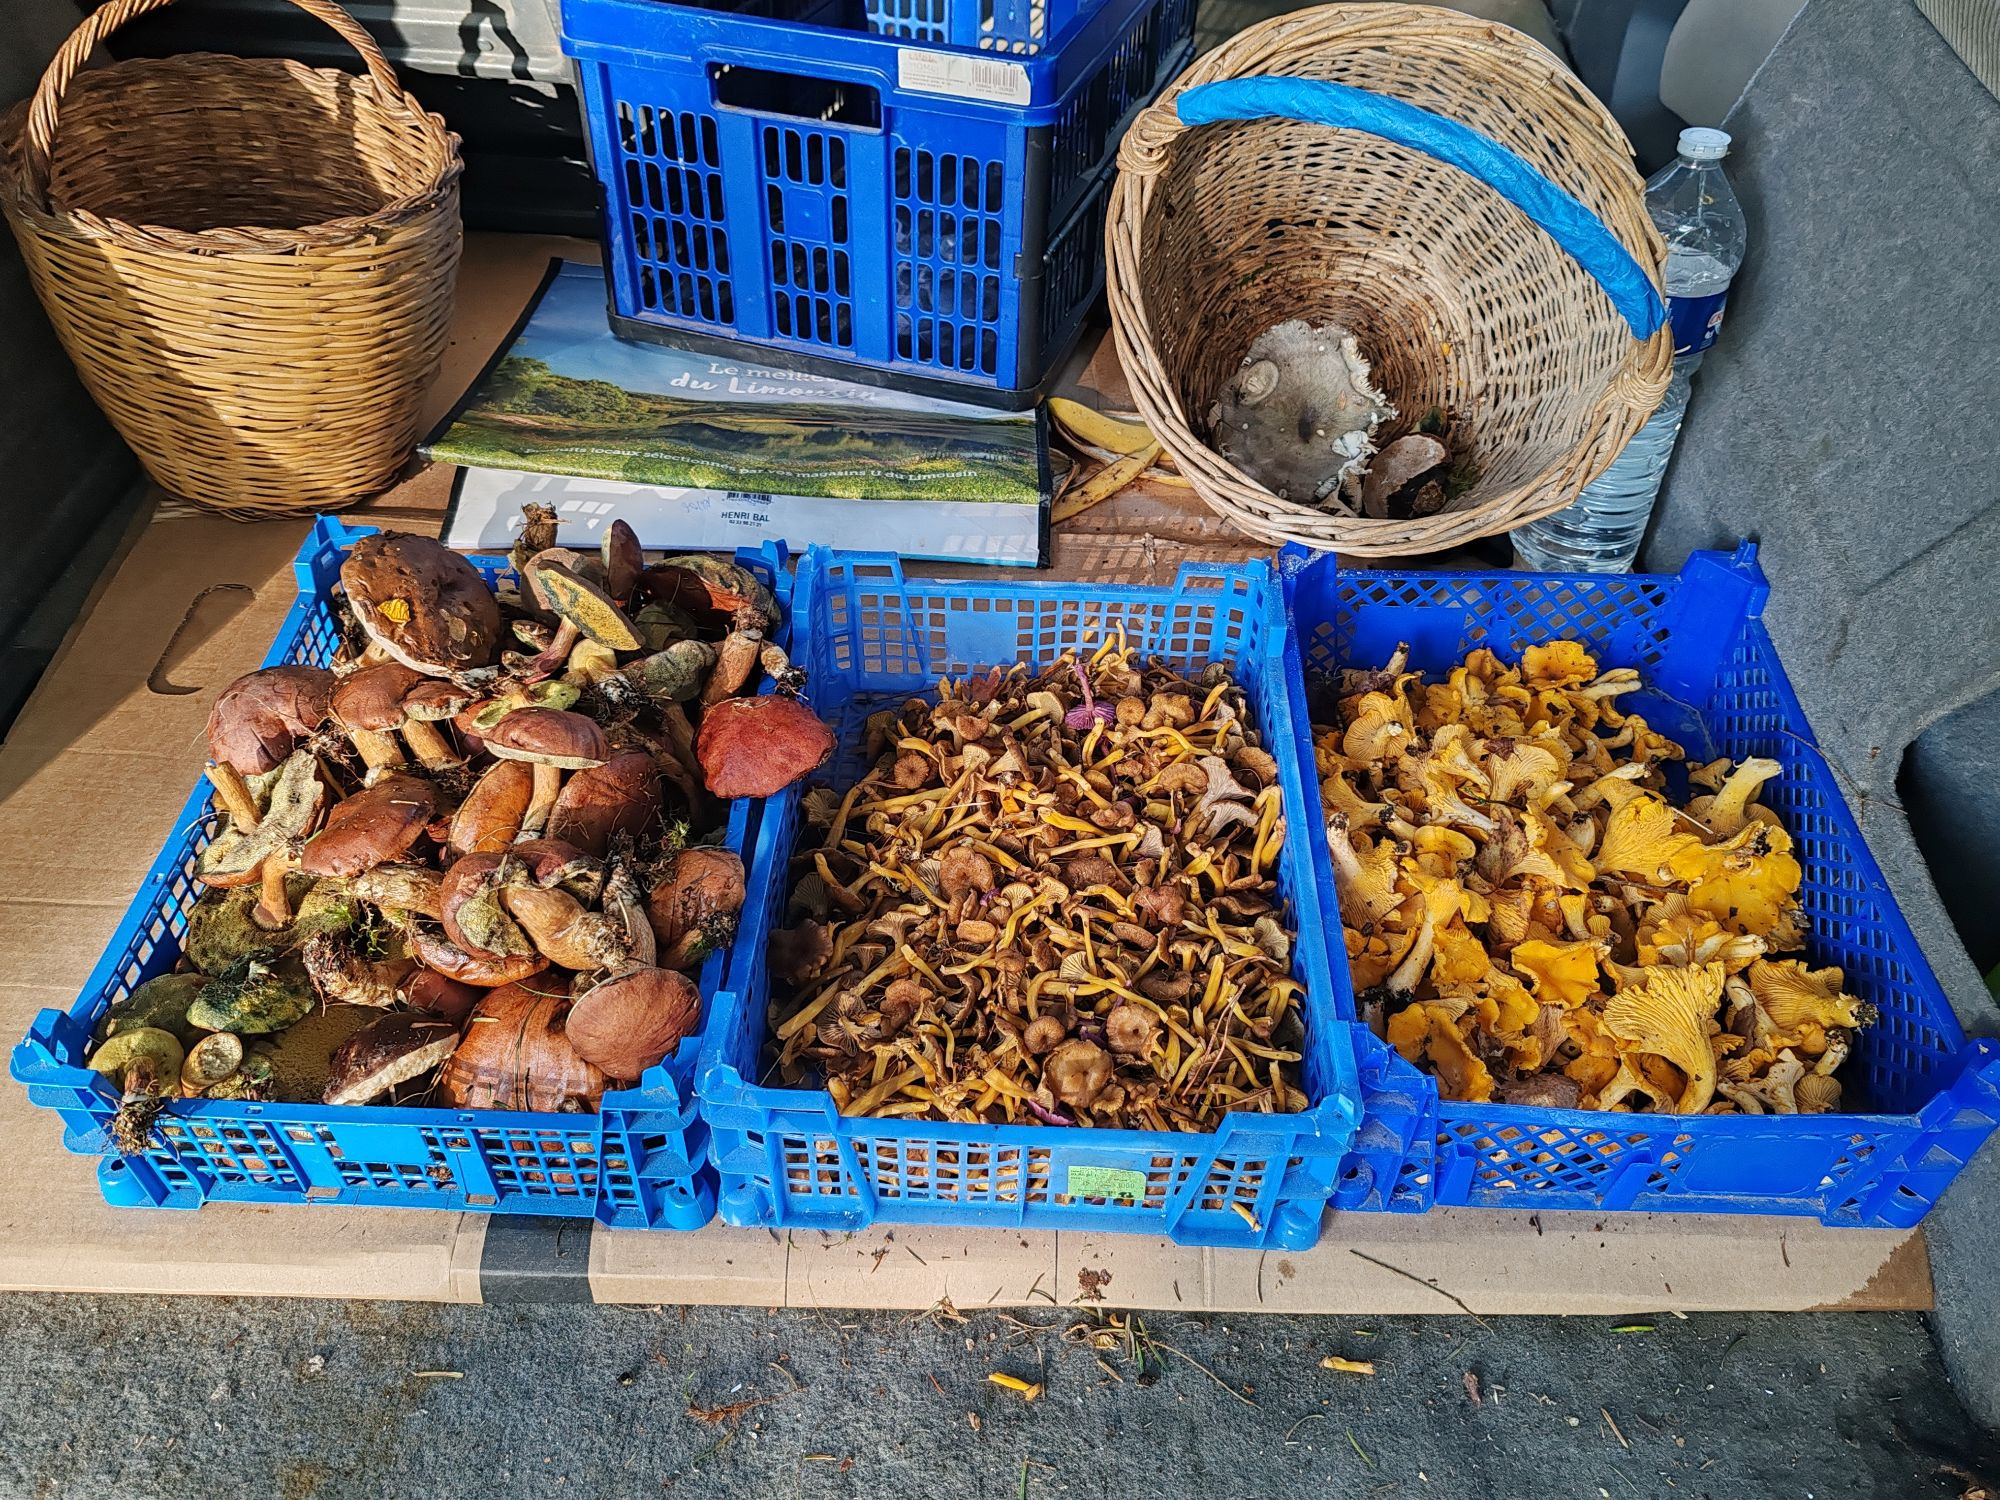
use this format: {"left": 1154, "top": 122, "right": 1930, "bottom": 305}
{"left": 711, "top": 64, "right": 882, "bottom": 130}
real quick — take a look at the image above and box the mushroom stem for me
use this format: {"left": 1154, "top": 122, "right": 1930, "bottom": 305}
{"left": 520, "top": 763, "right": 563, "bottom": 838}
{"left": 347, "top": 727, "right": 408, "bottom": 781}
{"left": 525, "top": 620, "right": 582, "bottom": 680}
{"left": 206, "top": 762, "right": 261, "bottom": 829}
{"left": 252, "top": 856, "right": 294, "bottom": 931}
{"left": 401, "top": 720, "right": 463, "bottom": 772}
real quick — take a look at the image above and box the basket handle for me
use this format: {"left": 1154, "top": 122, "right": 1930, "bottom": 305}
{"left": 19, "top": 0, "right": 413, "bottom": 211}
{"left": 1155, "top": 77, "right": 1667, "bottom": 342}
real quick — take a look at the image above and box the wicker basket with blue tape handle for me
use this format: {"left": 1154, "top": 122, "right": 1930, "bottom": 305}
{"left": 1107, "top": 3, "right": 1673, "bottom": 556}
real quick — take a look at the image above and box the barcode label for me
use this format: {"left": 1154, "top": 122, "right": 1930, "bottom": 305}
{"left": 897, "top": 48, "right": 1031, "bottom": 106}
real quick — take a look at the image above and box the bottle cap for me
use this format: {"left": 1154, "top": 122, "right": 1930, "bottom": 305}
{"left": 1678, "top": 127, "right": 1731, "bottom": 161}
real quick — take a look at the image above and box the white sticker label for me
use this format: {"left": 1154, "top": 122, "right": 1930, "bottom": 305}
{"left": 897, "top": 48, "right": 1032, "bottom": 106}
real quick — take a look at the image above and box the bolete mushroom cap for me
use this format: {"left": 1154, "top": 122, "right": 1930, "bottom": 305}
{"left": 439, "top": 852, "right": 533, "bottom": 959}
{"left": 409, "top": 922, "right": 551, "bottom": 988}
{"left": 205, "top": 665, "right": 335, "bottom": 775}
{"left": 299, "top": 774, "right": 437, "bottom": 878}
{"left": 645, "top": 847, "right": 747, "bottom": 971}
{"left": 640, "top": 556, "right": 780, "bottom": 634}
{"left": 402, "top": 967, "right": 482, "bottom": 1024}
{"left": 450, "top": 759, "right": 537, "bottom": 857}
{"left": 483, "top": 708, "right": 610, "bottom": 770}
{"left": 340, "top": 532, "right": 502, "bottom": 675}
{"left": 402, "top": 678, "right": 476, "bottom": 723}
{"left": 547, "top": 750, "right": 662, "bottom": 858}
{"left": 696, "top": 695, "right": 836, "bottom": 798}
{"left": 531, "top": 560, "right": 643, "bottom": 653}
{"left": 438, "top": 978, "right": 606, "bottom": 1112}
{"left": 566, "top": 966, "right": 701, "bottom": 1080}
{"left": 602, "top": 519, "right": 644, "bottom": 603}
{"left": 331, "top": 663, "right": 428, "bottom": 733}
{"left": 324, "top": 1013, "right": 462, "bottom": 1106}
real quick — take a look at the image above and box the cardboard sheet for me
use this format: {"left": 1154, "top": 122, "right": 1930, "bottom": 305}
{"left": 0, "top": 230, "right": 1931, "bottom": 1311}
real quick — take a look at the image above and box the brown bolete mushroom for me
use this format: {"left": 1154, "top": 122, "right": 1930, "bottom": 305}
{"left": 340, "top": 532, "right": 502, "bottom": 676}
{"left": 330, "top": 662, "right": 423, "bottom": 779}
{"left": 695, "top": 695, "right": 835, "bottom": 799}
{"left": 450, "top": 759, "right": 537, "bottom": 857}
{"left": 440, "top": 852, "right": 536, "bottom": 960}
{"left": 403, "top": 967, "right": 481, "bottom": 1024}
{"left": 644, "top": 846, "right": 747, "bottom": 971}
{"left": 482, "top": 708, "right": 610, "bottom": 837}
{"left": 400, "top": 678, "right": 474, "bottom": 771}
{"left": 500, "top": 883, "right": 631, "bottom": 972}
{"left": 324, "top": 1013, "right": 461, "bottom": 1105}
{"left": 196, "top": 750, "right": 326, "bottom": 929}
{"left": 298, "top": 773, "right": 436, "bottom": 879}
{"left": 409, "top": 921, "right": 550, "bottom": 988}
{"left": 438, "top": 977, "right": 607, "bottom": 1112}
{"left": 547, "top": 750, "right": 662, "bottom": 858}
{"left": 566, "top": 965, "right": 701, "bottom": 1081}
{"left": 351, "top": 861, "right": 445, "bottom": 921}
{"left": 640, "top": 555, "right": 780, "bottom": 635}
{"left": 204, "top": 664, "right": 335, "bottom": 825}
{"left": 300, "top": 932, "right": 418, "bottom": 1008}
{"left": 601, "top": 518, "right": 644, "bottom": 602}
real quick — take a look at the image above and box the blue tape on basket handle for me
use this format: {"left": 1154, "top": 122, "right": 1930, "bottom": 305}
{"left": 1174, "top": 78, "right": 1667, "bottom": 341}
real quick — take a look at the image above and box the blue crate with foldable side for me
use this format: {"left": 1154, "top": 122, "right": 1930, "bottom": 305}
{"left": 698, "top": 547, "right": 1364, "bottom": 1249}
{"left": 1280, "top": 543, "right": 2000, "bottom": 1228}
{"left": 563, "top": 0, "right": 1195, "bottom": 404}
{"left": 10, "top": 516, "right": 786, "bottom": 1228}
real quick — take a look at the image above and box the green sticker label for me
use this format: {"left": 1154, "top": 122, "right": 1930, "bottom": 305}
{"left": 1066, "top": 1165, "right": 1147, "bottom": 1204}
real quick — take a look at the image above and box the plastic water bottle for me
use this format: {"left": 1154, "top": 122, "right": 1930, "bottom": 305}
{"left": 1512, "top": 127, "right": 1747, "bottom": 572}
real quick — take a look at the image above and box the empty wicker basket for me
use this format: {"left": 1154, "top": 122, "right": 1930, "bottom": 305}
{"left": 1107, "top": 4, "right": 1673, "bottom": 557}
{"left": 0, "top": 0, "right": 464, "bottom": 520}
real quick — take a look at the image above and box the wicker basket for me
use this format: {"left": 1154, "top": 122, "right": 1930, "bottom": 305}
{"left": 1107, "top": 4, "right": 1673, "bottom": 557}
{"left": 0, "top": 0, "right": 464, "bottom": 520}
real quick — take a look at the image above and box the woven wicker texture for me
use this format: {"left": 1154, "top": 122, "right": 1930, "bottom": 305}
{"left": 0, "top": 0, "right": 464, "bottom": 520}
{"left": 1107, "top": 3, "right": 1672, "bottom": 557}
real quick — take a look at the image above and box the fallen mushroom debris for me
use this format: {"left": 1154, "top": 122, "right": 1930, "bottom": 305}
{"left": 1312, "top": 639, "right": 1874, "bottom": 1115}
{"left": 767, "top": 635, "right": 1308, "bottom": 1131}
{"left": 90, "top": 506, "right": 830, "bottom": 1142}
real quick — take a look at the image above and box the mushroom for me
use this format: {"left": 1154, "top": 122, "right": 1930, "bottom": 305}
{"left": 298, "top": 773, "right": 437, "bottom": 879}
{"left": 701, "top": 626, "right": 765, "bottom": 706}
{"left": 566, "top": 966, "right": 701, "bottom": 1081}
{"left": 547, "top": 750, "right": 662, "bottom": 858}
{"left": 88, "top": 1026, "right": 185, "bottom": 1152}
{"left": 482, "top": 709, "right": 609, "bottom": 838}
{"left": 403, "top": 968, "right": 481, "bottom": 1024}
{"left": 525, "top": 558, "right": 643, "bottom": 676}
{"left": 324, "top": 1013, "right": 461, "bottom": 1105}
{"left": 623, "top": 640, "right": 718, "bottom": 705}
{"left": 644, "top": 847, "right": 747, "bottom": 971}
{"left": 1041, "top": 1038, "right": 1113, "bottom": 1109}
{"left": 500, "top": 884, "right": 631, "bottom": 972}
{"left": 438, "top": 977, "right": 607, "bottom": 1112}
{"left": 351, "top": 861, "right": 445, "bottom": 921}
{"left": 440, "top": 853, "right": 537, "bottom": 960}
{"left": 339, "top": 532, "right": 502, "bottom": 676}
{"left": 695, "top": 695, "right": 836, "bottom": 798}
{"left": 450, "top": 760, "right": 537, "bottom": 857}
{"left": 1022, "top": 1015, "right": 1068, "bottom": 1056}
{"left": 601, "top": 518, "right": 644, "bottom": 604}
{"left": 639, "top": 555, "right": 780, "bottom": 636}
{"left": 102, "top": 972, "right": 210, "bottom": 1045}
{"left": 329, "top": 663, "right": 423, "bottom": 780}
{"left": 399, "top": 679, "right": 474, "bottom": 771}
{"left": 186, "top": 957, "right": 318, "bottom": 1034}
{"left": 203, "top": 664, "right": 334, "bottom": 825}
{"left": 1601, "top": 962, "right": 1726, "bottom": 1115}
{"left": 408, "top": 921, "right": 550, "bottom": 989}
{"left": 196, "top": 750, "right": 326, "bottom": 930}
{"left": 300, "top": 932, "right": 418, "bottom": 1008}
{"left": 1104, "top": 1004, "right": 1159, "bottom": 1057}
{"left": 181, "top": 1032, "right": 246, "bottom": 1094}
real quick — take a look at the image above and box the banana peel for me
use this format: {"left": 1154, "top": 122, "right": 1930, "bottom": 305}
{"left": 1048, "top": 397, "right": 1154, "bottom": 455}
{"left": 1052, "top": 442, "right": 1162, "bottom": 524}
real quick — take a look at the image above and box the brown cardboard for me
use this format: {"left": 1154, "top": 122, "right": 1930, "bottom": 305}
{"left": 0, "top": 230, "right": 1932, "bottom": 1312}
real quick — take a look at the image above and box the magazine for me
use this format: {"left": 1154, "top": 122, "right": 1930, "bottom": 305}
{"left": 426, "top": 261, "right": 1048, "bottom": 566}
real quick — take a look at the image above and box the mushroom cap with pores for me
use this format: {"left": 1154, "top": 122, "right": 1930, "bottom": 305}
{"left": 531, "top": 560, "right": 642, "bottom": 652}
{"left": 340, "top": 532, "right": 502, "bottom": 676}
{"left": 332, "top": 662, "right": 428, "bottom": 732}
{"left": 483, "top": 708, "right": 610, "bottom": 770}
{"left": 299, "top": 773, "right": 437, "bottom": 878}
{"left": 566, "top": 967, "right": 701, "bottom": 1081}
{"left": 206, "top": 665, "right": 335, "bottom": 775}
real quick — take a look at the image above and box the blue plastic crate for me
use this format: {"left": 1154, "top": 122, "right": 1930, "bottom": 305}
{"left": 10, "top": 517, "right": 786, "bottom": 1227}
{"left": 1281, "top": 543, "right": 2000, "bottom": 1228}
{"left": 563, "top": 0, "right": 1194, "bottom": 403}
{"left": 699, "top": 548, "right": 1364, "bottom": 1249}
